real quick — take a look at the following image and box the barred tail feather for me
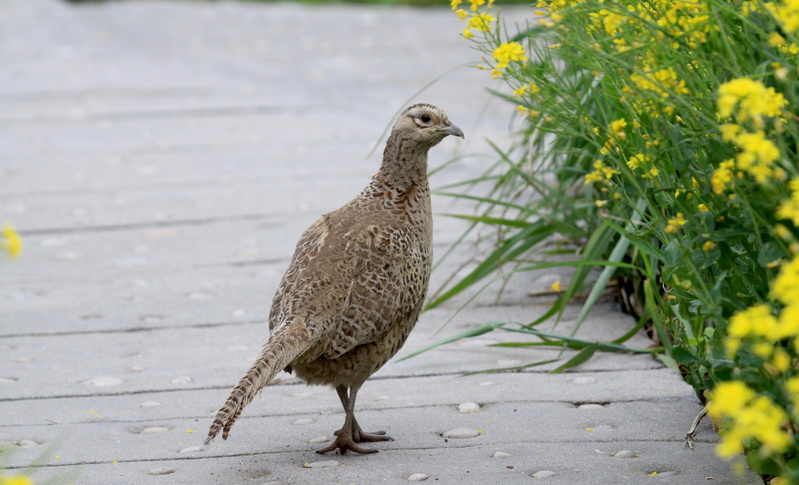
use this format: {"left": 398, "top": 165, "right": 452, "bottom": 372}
{"left": 205, "top": 323, "right": 313, "bottom": 445}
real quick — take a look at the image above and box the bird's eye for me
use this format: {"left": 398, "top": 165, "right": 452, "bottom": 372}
{"left": 420, "top": 114, "right": 432, "bottom": 123}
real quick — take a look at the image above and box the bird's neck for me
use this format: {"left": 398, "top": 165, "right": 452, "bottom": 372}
{"left": 377, "top": 132, "right": 430, "bottom": 193}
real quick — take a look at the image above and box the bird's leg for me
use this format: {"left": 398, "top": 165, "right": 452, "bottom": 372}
{"left": 331, "top": 385, "right": 392, "bottom": 443}
{"left": 683, "top": 404, "right": 709, "bottom": 450}
{"left": 317, "top": 385, "right": 386, "bottom": 454}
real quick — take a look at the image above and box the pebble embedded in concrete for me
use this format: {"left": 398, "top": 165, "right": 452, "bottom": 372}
{"left": 407, "top": 473, "right": 428, "bottom": 481}
{"left": 578, "top": 403, "right": 604, "bottom": 410}
{"left": 148, "top": 467, "right": 176, "bottom": 475}
{"left": 457, "top": 402, "right": 480, "bottom": 413}
{"left": 139, "top": 427, "right": 169, "bottom": 434}
{"left": 292, "top": 418, "right": 314, "bottom": 425}
{"left": 82, "top": 376, "right": 123, "bottom": 387}
{"left": 303, "top": 460, "right": 338, "bottom": 468}
{"left": 492, "top": 451, "right": 511, "bottom": 458}
{"left": 531, "top": 470, "right": 556, "bottom": 478}
{"left": 651, "top": 471, "right": 677, "bottom": 477}
{"left": 178, "top": 445, "right": 204, "bottom": 453}
{"left": 308, "top": 436, "right": 329, "bottom": 443}
{"left": 478, "top": 381, "right": 495, "bottom": 387}
{"left": 613, "top": 450, "right": 637, "bottom": 458}
{"left": 17, "top": 440, "right": 38, "bottom": 447}
{"left": 442, "top": 428, "right": 480, "bottom": 439}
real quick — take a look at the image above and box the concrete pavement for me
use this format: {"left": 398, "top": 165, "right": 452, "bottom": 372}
{"left": 0, "top": 0, "right": 762, "bottom": 483}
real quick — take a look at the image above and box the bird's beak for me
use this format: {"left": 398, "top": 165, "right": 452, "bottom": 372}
{"left": 440, "top": 123, "right": 465, "bottom": 139}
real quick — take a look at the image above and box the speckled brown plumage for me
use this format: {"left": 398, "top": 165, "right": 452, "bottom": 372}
{"left": 205, "top": 104, "right": 463, "bottom": 454}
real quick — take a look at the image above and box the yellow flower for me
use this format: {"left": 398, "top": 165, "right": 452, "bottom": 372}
{"left": 609, "top": 118, "right": 627, "bottom": 137}
{"left": 766, "top": 1, "right": 799, "bottom": 34}
{"left": 665, "top": 213, "right": 686, "bottom": 233}
{"left": 717, "top": 78, "right": 787, "bottom": 123}
{"left": 711, "top": 159, "right": 736, "bottom": 194}
{"left": 785, "top": 376, "right": 799, "bottom": 407}
{"left": 719, "top": 123, "right": 742, "bottom": 142}
{"left": 468, "top": 0, "right": 485, "bottom": 11}
{"left": 466, "top": 12, "right": 496, "bottom": 32}
{"left": 1, "top": 476, "right": 34, "bottom": 485}
{"left": 492, "top": 42, "right": 527, "bottom": 69}
{"left": 708, "top": 381, "right": 754, "bottom": 419}
{"left": 728, "top": 304, "right": 778, "bottom": 340}
{"left": 643, "top": 167, "right": 660, "bottom": 179}
{"left": 551, "top": 280, "right": 562, "bottom": 292}
{"left": 778, "top": 178, "right": 799, "bottom": 226}
{"left": 631, "top": 67, "right": 689, "bottom": 98}
{"left": 771, "top": 347, "right": 791, "bottom": 373}
{"left": 455, "top": 8, "right": 469, "bottom": 20}
{"left": 627, "top": 153, "right": 650, "bottom": 170}
{"left": 702, "top": 240, "right": 716, "bottom": 251}
{"left": 513, "top": 85, "right": 527, "bottom": 97}
{"left": 450, "top": 0, "right": 462, "bottom": 10}
{"left": 490, "top": 68, "right": 502, "bottom": 79}
{"left": 698, "top": 204, "right": 710, "bottom": 212}
{"left": 1, "top": 223, "right": 22, "bottom": 259}
{"left": 772, "top": 256, "right": 799, "bottom": 305}
{"left": 769, "top": 32, "right": 786, "bottom": 46}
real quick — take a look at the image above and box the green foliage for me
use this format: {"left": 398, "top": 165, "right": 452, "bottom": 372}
{"left": 438, "top": 0, "right": 799, "bottom": 478}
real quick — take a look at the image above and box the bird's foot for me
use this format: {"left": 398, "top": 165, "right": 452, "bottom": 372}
{"left": 316, "top": 431, "right": 379, "bottom": 455}
{"left": 683, "top": 431, "right": 697, "bottom": 450}
{"left": 347, "top": 425, "right": 393, "bottom": 443}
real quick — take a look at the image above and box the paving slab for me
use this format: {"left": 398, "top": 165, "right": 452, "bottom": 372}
{"left": 0, "top": 0, "right": 762, "bottom": 483}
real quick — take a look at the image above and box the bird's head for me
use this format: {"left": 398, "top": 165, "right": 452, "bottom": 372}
{"left": 393, "top": 104, "right": 464, "bottom": 148}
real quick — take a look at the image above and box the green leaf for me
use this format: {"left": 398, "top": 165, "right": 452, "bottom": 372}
{"left": 463, "top": 358, "right": 561, "bottom": 376}
{"left": 551, "top": 342, "right": 600, "bottom": 373}
{"left": 397, "top": 321, "right": 506, "bottom": 361}
{"left": 425, "top": 219, "right": 554, "bottom": 310}
{"left": 670, "top": 347, "right": 707, "bottom": 366}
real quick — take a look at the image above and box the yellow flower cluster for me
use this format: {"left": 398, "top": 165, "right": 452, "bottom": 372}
{"left": 0, "top": 474, "right": 34, "bottom": 485}
{"left": 452, "top": 0, "right": 496, "bottom": 38}
{"left": 492, "top": 42, "right": 528, "bottom": 70}
{"left": 710, "top": 159, "right": 736, "bottom": 195}
{"left": 630, "top": 66, "right": 690, "bottom": 99}
{"left": 665, "top": 213, "right": 686, "bottom": 233}
{"left": 713, "top": 254, "right": 799, "bottom": 463}
{"left": 773, "top": 256, "right": 799, "bottom": 305}
{"left": 765, "top": 0, "right": 799, "bottom": 34}
{"left": 584, "top": 160, "right": 617, "bottom": 184}
{"left": 717, "top": 78, "right": 787, "bottom": 125}
{"left": 458, "top": 11, "right": 496, "bottom": 38}
{"left": 714, "top": 78, "right": 787, "bottom": 186}
{"left": 654, "top": 1, "right": 712, "bottom": 46}
{"left": 708, "top": 381, "right": 791, "bottom": 458}
{"left": 778, "top": 179, "right": 799, "bottom": 226}
{"left": 1, "top": 223, "right": 21, "bottom": 259}
{"left": 730, "top": 130, "right": 780, "bottom": 183}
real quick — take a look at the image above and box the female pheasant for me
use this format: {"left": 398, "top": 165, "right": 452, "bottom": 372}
{"left": 205, "top": 104, "right": 463, "bottom": 454}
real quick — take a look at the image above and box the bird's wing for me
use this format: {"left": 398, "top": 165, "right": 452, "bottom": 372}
{"left": 322, "top": 216, "right": 429, "bottom": 359}
{"left": 267, "top": 207, "right": 429, "bottom": 359}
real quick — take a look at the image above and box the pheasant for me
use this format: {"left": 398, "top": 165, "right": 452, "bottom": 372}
{"left": 205, "top": 104, "right": 463, "bottom": 454}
